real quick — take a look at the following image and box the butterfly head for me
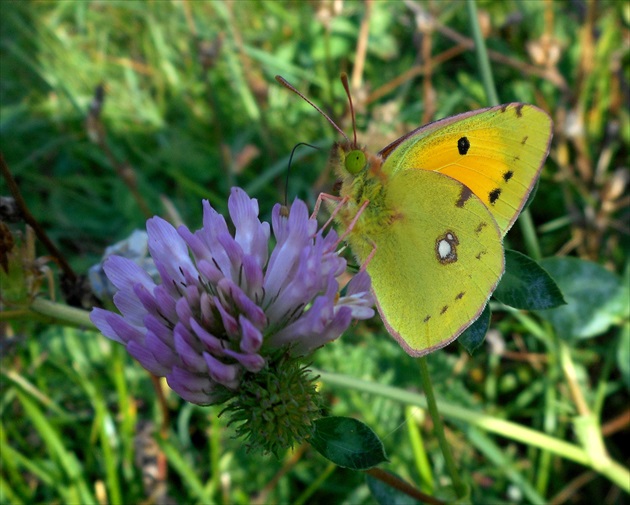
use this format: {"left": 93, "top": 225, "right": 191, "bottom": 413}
{"left": 332, "top": 140, "right": 386, "bottom": 191}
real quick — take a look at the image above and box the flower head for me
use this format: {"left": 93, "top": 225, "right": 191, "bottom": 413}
{"left": 90, "top": 188, "right": 374, "bottom": 407}
{"left": 88, "top": 229, "right": 157, "bottom": 302}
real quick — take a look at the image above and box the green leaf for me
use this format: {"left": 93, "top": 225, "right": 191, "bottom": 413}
{"left": 494, "top": 250, "right": 565, "bottom": 310}
{"left": 310, "top": 417, "right": 388, "bottom": 470}
{"left": 522, "top": 178, "right": 539, "bottom": 212}
{"left": 366, "top": 471, "right": 421, "bottom": 505}
{"left": 458, "top": 304, "right": 491, "bottom": 355}
{"left": 537, "top": 257, "right": 629, "bottom": 340}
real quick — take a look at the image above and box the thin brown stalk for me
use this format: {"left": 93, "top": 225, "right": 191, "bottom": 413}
{"left": 351, "top": 0, "right": 372, "bottom": 91}
{"left": 365, "top": 467, "right": 446, "bottom": 505}
{"left": 420, "top": 10, "right": 435, "bottom": 124}
{"left": 549, "top": 471, "right": 597, "bottom": 505}
{"left": 0, "top": 153, "right": 77, "bottom": 283}
{"left": 87, "top": 85, "right": 153, "bottom": 219}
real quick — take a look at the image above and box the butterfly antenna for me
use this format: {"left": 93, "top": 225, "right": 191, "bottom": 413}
{"left": 340, "top": 73, "right": 358, "bottom": 148}
{"left": 275, "top": 75, "right": 350, "bottom": 144}
{"left": 284, "top": 142, "right": 320, "bottom": 206}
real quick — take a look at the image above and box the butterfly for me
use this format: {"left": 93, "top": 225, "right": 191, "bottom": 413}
{"left": 277, "top": 75, "right": 553, "bottom": 356}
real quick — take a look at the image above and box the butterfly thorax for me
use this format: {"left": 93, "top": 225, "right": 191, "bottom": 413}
{"left": 329, "top": 142, "right": 397, "bottom": 261}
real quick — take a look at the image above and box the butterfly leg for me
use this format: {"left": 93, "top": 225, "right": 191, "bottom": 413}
{"left": 313, "top": 194, "right": 374, "bottom": 264}
{"left": 331, "top": 198, "right": 371, "bottom": 251}
{"left": 360, "top": 239, "right": 378, "bottom": 272}
{"left": 311, "top": 192, "right": 344, "bottom": 220}
{"left": 312, "top": 192, "right": 358, "bottom": 239}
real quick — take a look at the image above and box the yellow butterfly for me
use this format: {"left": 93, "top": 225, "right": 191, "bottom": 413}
{"left": 277, "top": 76, "right": 553, "bottom": 356}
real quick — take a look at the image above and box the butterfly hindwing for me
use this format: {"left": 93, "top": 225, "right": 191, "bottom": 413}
{"left": 341, "top": 169, "right": 504, "bottom": 356}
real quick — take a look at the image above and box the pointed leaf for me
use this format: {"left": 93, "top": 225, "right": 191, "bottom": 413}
{"left": 310, "top": 416, "right": 388, "bottom": 470}
{"left": 538, "top": 257, "right": 628, "bottom": 340}
{"left": 522, "top": 178, "right": 539, "bottom": 212}
{"left": 494, "top": 250, "right": 565, "bottom": 310}
{"left": 458, "top": 304, "right": 491, "bottom": 355}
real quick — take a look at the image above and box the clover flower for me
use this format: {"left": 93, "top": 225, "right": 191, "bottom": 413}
{"left": 88, "top": 229, "right": 158, "bottom": 302}
{"left": 90, "top": 188, "right": 374, "bottom": 412}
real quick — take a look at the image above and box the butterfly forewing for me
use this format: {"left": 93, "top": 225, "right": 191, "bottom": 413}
{"left": 379, "top": 104, "right": 552, "bottom": 236}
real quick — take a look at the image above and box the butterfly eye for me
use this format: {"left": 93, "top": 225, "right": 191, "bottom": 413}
{"left": 345, "top": 150, "right": 366, "bottom": 175}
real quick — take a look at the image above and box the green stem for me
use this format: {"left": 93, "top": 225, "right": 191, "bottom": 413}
{"left": 28, "top": 298, "right": 95, "bottom": 329}
{"left": 111, "top": 345, "right": 134, "bottom": 481}
{"left": 519, "top": 208, "right": 542, "bottom": 260}
{"left": 558, "top": 341, "right": 617, "bottom": 477}
{"left": 294, "top": 462, "right": 335, "bottom": 505}
{"left": 315, "top": 369, "right": 630, "bottom": 492}
{"left": 417, "top": 357, "right": 467, "bottom": 499}
{"left": 536, "top": 322, "right": 560, "bottom": 496}
{"left": 466, "top": 0, "right": 499, "bottom": 105}
{"left": 534, "top": 370, "right": 556, "bottom": 497}
{"left": 205, "top": 407, "right": 222, "bottom": 501}
{"left": 406, "top": 405, "right": 434, "bottom": 493}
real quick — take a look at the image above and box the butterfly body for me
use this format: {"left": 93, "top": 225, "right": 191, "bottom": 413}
{"left": 330, "top": 103, "right": 553, "bottom": 356}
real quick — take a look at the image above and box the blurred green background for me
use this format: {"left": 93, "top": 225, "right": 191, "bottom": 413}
{"left": 2, "top": 1, "right": 628, "bottom": 504}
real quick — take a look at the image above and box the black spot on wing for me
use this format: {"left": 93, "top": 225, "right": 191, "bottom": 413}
{"left": 456, "top": 186, "right": 473, "bottom": 208}
{"left": 521, "top": 135, "right": 528, "bottom": 145}
{"left": 423, "top": 315, "right": 431, "bottom": 323}
{"left": 489, "top": 188, "right": 501, "bottom": 204}
{"left": 515, "top": 104, "right": 524, "bottom": 117}
{"left": 455, "top": 291, "right": 465, "bottom": 300}
{"left": 440, "top": 305, "right": 449, "bottom": 315}
{"left": 503, "top": 170, "right": 514, "bottom": 182}
{"left": 457, "top": 137, "right": 470, "bottom": 155}
{"left": 475, "top": 222, "right": 487, "bottom": 234}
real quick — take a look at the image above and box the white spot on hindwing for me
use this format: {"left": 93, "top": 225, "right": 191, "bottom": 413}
{"left": 438, "top": 238, "right": 452, "bottom": 258}
{"left": 435, "top": 231, "right": 458, "bottom": 264}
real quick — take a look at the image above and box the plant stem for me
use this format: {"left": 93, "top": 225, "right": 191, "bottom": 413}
{"left": 406, "top": 405, "right": 435, "bottom": 493}
{"left": 1, "top": 153, "right": 77, "bottom": 283}
{"left": 294, "top": 462, "right": 335, "bottom": 505}
{"left": 417, "top": 357, "right": 467, "bottom": 499}
{"left": 519, "top": 207, "right": 542, "bottom": 261}
{"left": 466, "top": 0, "right": 499, "bottom": 106}
{"left": 29, "top": 297, "right": 95, "bottom": 328}
{"left": 365, "top": 467, "right": 446, "bottom": 505}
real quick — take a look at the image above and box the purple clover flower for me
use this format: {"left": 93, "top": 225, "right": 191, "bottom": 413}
{"left": 90, "top": 188, "right": 374, "bottom": 405}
